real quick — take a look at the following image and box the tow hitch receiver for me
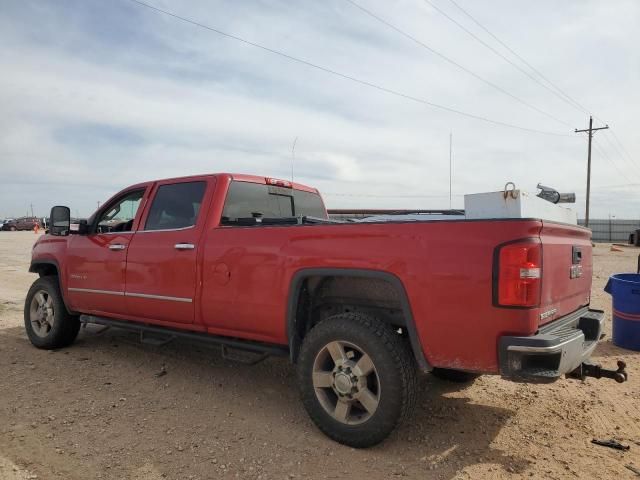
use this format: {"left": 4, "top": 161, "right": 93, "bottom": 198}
{"left": 567, "top": 360, "right": 628, "bottom": 383}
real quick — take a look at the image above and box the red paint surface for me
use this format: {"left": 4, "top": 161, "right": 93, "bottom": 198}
{"left": 32, "top": 173, "right": 593, "bottom": 373}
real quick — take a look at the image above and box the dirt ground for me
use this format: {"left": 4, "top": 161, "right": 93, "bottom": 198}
{"left": 0, "top": 232, "right": 639, "bottom": 480}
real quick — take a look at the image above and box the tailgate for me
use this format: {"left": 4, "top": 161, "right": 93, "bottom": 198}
{"left": 538, "top": 221, "right": 592, "bottom": 326}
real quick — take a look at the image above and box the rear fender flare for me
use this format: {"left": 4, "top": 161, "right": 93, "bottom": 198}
{"left": 286, "top": 268, "right": 430, "bottom": 371}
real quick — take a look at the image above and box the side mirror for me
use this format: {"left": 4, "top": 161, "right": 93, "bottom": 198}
{"left": 50, "top": 206, "right": 71, "bottom": 236}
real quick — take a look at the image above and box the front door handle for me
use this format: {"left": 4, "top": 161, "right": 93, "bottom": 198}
{"left": 175, "top": 243, "right": 195, "bottom": 250}
{"left": 109, "top": 244, "right": 126, "bottom": 251}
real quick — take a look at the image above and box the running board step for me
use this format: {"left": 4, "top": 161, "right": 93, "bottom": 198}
{"left": 221, "top": 345, "right": 269, "bottom": 365}
{"left": 139, "top": 331, "right": 175, "bottom": 347}
{"left": 79, "top": 315, "right": 288, "bottom": 357}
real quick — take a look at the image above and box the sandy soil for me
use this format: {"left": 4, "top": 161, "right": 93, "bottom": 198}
{"left": 0, "top": 231, "right": 639, "bottom": 480}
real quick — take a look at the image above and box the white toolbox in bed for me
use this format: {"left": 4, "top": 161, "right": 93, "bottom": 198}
{"left": 464, "top": 189, "right": 578, "bottom": 225}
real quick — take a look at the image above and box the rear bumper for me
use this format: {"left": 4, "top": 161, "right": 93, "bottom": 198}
{"left": 499, "top": 307, "right": 605, "bottom": 383}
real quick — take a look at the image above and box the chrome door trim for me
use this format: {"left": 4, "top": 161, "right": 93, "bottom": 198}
{"left": 68, "top": 288, "right": 192, "bottom": 303}
{"left": 94, "top": 231, "right": 135, "bottom": 236}
{"left": 174, "top": 243, "right": 195, "bottom": 250}
{"left": 125, "top": 292, "right": 193, "bottom": 303}
{"left": 109, "top": 244, "right": 127, "bottom": 250}
{"left": 136, "top": 225, "right": 196, "bottom": 234}
{"left": 68, "top": 288, "right": 125, "bottom": 296}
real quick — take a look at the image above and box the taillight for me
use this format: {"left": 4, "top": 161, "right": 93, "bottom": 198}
{"left": 495, "top": 240, "right": 542, "bottom": 307}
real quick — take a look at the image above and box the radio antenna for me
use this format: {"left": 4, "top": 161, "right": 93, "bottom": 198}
{"left": 449, "top": 132, "right": 453, "bottom": 209}
{"left": 291, "top": 136, "right": 298, "bottom": 183}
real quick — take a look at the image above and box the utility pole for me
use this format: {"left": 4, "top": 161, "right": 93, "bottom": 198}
{"left": 575, "top": 116, "right": 608, "bottom": 227}
{"left": 30, "top": 203, "right": 34, "bottom": 217}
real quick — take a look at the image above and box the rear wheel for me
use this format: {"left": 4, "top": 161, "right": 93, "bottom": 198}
{"left": 24, "top": 276, "right": 80, "bottom": 349}
{"left": 297, "top": 313, "right": 417, "bottom": 448}
{"left": 10, "top": 226, "right": 16, "bottom": 231}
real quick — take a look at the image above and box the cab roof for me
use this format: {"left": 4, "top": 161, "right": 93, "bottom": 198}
{"left": 126, "top": 173, "right": 318, "bottom": 194}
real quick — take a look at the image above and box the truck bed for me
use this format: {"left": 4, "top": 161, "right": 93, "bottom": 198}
{"left": 197, "top": 217, "right": 591, "bottom": 373}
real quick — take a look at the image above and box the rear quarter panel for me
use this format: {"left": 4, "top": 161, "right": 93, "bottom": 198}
{"left": 201, "top": 219, "right": 544, "bottom": 372}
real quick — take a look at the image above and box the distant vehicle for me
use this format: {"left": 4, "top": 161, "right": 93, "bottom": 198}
{"left": 2, "top": 216, "right": 41, "bottom": 231}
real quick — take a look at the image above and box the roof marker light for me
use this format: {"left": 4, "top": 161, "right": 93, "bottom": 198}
{"left": 266, "top": 178, "right": 292, "bottom": 188}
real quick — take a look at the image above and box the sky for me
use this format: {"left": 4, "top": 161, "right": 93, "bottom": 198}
{"left": 0, "top": 0, "right": 639, "bottom": 219}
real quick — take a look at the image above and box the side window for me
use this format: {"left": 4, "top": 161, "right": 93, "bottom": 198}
{"left": 144, "top": 181, "right": 206, "bottom": 231}
{"left": 96, "top": 190, "right": 145, "bottom": 234}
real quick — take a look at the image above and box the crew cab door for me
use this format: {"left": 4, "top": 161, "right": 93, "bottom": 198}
{"left": 66, "top": 188, "right": 148, "bottom": 316}
{"left": 124, "top": 178, "right": 211, "bottom": 324}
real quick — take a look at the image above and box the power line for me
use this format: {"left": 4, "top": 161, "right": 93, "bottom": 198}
{"left": 602, "top": 136, "right": 640, "bottom": 178}
{"left": 422, "top": 0, "right": 590, "bottom": 117}
{"left": 591, "top": 138, "right": 627, "bottom": 182}
{"left": 445, "top": 0, "right": 592, "bottom": 116}
{"left": 345, "top": 0, "right": 572, "bottom": 128}
{"left": 605, "top": 129, "right": 640, "bottom": 174}
{"left": 126, "top": 0, "right": 572, "bottom": 137}
{"left": 609, "top": 130, "right": 637, "bottom": 164}
{"left": 593, "top": 137, "right": 640, "bottom": 186}
{"left": 424, "top": 0, "right": 640, "bottom": 184}
{"left": 424, "top": 0, "right": 640, "bottom": 179}
{"left": 588, "top": 124, "right": 640, "bottom": 179}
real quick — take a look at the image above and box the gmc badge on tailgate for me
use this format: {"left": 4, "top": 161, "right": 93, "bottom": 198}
{"left": 570, "top": 246, "right": 583, "bottom": 279}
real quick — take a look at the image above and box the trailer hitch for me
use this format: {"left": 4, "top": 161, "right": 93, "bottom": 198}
{"left": 567, "top": 360, "right": 628, "bottom": 383}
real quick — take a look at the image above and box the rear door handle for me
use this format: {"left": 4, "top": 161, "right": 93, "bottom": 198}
{"left": 109, "top": 244, "right": 126, "bottom": 251}
{"left": 175, "top": 243, "right": 195, "bottom": 250}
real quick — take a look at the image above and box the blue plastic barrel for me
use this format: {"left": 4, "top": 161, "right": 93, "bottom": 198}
{"left": 604, "top": 273, "right": 640, "bottom": 351}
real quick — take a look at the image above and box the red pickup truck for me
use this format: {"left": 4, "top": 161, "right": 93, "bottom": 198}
{"left": 25, "top": 173, "right": 624, "bottom": 447}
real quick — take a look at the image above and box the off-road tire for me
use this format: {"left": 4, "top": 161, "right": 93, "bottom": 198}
{"left": 24, "top": 276, "right": 80, "bottom": 349}
{"left": 297, "top": 313, "right": 417, "bottom": 448}
{"left": 431, "top": 367, "right": 479, "bottom": 383}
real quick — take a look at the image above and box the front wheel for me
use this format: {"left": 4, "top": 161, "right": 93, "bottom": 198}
{"left": 24, "top": 276, "right": 80, "bottom": 349}
{"left": 297, "top": 313, "right": 417, "bottom": 448}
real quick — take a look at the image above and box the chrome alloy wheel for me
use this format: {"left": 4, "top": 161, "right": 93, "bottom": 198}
{"left": 29, "top": 290, "right": 55, "bottom": 338}
{"left": 312, "top": 340, "right": 380, "bottom": 425}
